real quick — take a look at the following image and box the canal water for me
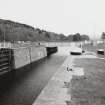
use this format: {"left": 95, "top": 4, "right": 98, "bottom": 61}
{"left": 0, "top": 47, "right": 68, "bottom": 105}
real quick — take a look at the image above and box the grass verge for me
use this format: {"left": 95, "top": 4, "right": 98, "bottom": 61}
{"left": 70, "top": 58, "right": 105, "bottom": 105}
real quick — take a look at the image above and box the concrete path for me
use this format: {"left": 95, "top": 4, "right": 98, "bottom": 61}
{"left": 32, "top": 52, "right": 97, "bottom": 105}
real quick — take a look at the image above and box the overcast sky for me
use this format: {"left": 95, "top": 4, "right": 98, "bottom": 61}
{"left": 0, "top": 0, "right": 105, "bottom": 39}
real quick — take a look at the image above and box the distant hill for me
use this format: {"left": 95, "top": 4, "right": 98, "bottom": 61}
{"left": 0, "top": 19, "right": 64, "bottom": 42}
{"left": 0, "top": 19, "right": 45, "bottom": 42}
{"left": 0, "top": 19, "right": 89, "bottom": 42}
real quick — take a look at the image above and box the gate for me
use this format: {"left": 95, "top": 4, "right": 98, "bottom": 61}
{"left": 0, "top": 48, "right": 14, "bottom": 75}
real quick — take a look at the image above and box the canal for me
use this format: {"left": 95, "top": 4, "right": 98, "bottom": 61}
{"left": 0, "top": 47, "right": 68, "bottom": 105}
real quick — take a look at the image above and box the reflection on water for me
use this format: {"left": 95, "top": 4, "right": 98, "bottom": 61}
{"left": 0, "top": 50, "right": 67, "bottom": 105}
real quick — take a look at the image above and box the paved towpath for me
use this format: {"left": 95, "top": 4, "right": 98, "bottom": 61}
{"left": 33, "top": 52, "right": 97, "bottom": 105}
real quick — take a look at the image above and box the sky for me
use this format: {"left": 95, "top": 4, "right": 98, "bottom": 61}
{"left": 0, "top": 0, "right": 105, "bottom": 39}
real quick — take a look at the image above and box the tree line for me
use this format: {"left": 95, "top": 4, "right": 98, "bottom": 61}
{"left": 0, "top": 19, "right": 90, "bottom": 42}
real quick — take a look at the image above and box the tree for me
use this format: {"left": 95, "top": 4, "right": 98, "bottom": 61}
{"left": 67, "top": 35, "right": 73, "bottom": 41}
{"left": 59, "top": 34, "right": 66, "bottom": 41}
{"left": 0, "top": 24, "right": 6, "bottom": 42}
{"left": 45, "top": 32, "right": 50, "bottom": 39}
{"left": 73, "top": 33, "right": 81, "bottom": 41}
{"left": 101, "top": 32, "right": 105, "bottom": 43}
{"left": 81, "top": 35, "right": 89, "bottom": 41}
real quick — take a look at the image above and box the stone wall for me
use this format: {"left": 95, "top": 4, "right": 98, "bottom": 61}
{"left": 13, "top": 46, "right": 47, "bottom": 69}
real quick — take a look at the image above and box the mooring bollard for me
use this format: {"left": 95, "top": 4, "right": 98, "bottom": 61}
{"left": 67, "top": 67, "right": 73, "bottom": 71}
{"left": 67, "top": 67, "right": 69, "bottom": 71}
